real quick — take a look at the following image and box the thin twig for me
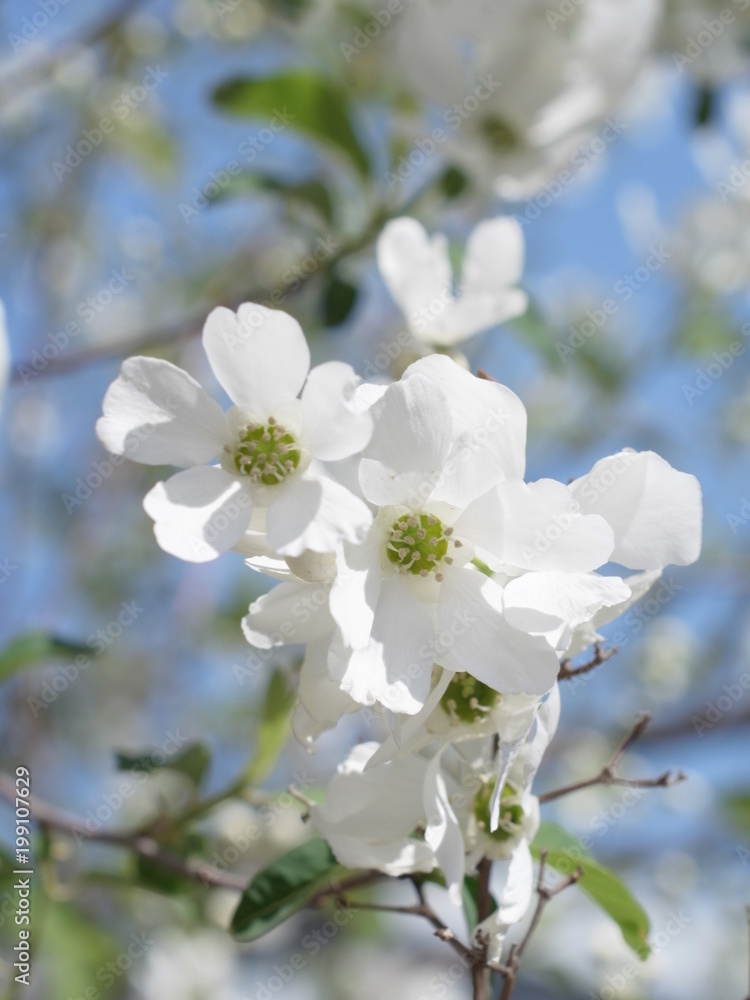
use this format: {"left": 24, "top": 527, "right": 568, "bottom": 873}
{"left": 558, "top": 642, "right": 618, "bottom": 681}
{"left": 0, "top": 772, "right": 247, "bottom": 891}
{"left": 494, "top": 851, "right": 584, "bottom": 1000}
{"left": 538, "top": 712, "right": 687, "bottom": 804}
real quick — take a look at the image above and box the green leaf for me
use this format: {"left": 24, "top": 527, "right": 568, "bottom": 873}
{"left": 461, "top": 875, "right": 497, "bottom": 931}
{"left": 210, "top": 173, "right": 334, "bottom": 224}
{"left": 232, "top": 838, "right": 344, "bottom": 941}
{"left": 723, "top": 792, "right": 750, "bottom": 834}
{"left": 322, "top": 273, "right": 358, "bottom": 326}
{"left": 135, "top": 830, "right": 206, "bottom": 895}
{"left": 115, "top": 742, "right": 211, "bottom": 786}
{"left": 40, "top": 903, "right": 122, "bottom": 998}
{"left": 0, "top": 633, "right": 90, "bottom": 683}
{"left": 212, "top": 72, "right": 370, "bottom": 177}
{"left": 244, "top": 668, "right": 295, "bottom": 785}
{"left": 532, "top": 822, "right": 651, "bottom": 959}
{"left": 439, "top": 165, "right": 470, "bottom": 200}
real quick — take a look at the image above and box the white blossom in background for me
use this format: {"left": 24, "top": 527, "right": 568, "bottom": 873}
{"left": 96, "top": 303, "right": 373, "bottom": 562}
{"left": 391, "top": 0, "right": 660, "bottom": 198}
{"left": 376, "top": 216, "right": 527, "bottom": 349}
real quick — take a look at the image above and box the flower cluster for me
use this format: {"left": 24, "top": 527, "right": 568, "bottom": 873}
{"left": 97, "top": 256, "right": 702, "bottom": 956}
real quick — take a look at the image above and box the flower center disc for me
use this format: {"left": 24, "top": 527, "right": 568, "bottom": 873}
{"left": 474, "top": 781, "right": 524, "bottom": 844}
{"left": 440, "top": 672, "right": 500, "bottom": 724}
{"left": 387, "top": 513, "right": 449, "bottom": 577}
{"left": 234, "top": 417, "right": 300, "bottom": 485}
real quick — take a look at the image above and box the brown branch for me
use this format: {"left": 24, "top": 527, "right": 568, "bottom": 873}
{"left": 558, "top": 642, "right": 618, "bottom": 682}
{"left": 538, "top": 712, "right": 687, "bottom": 805}
{"left": 493, "top": 851, "right": 584, "bottom": 999}
{"left": 0, "top": 772, "right": 247, "bottom": 891}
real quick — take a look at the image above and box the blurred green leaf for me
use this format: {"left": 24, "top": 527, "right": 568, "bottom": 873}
{"left": 0, "top": 633, "right": 90, "bottom": 683}
{"left": 115, "top": 742, "right": 211, "bottom": 786}
{"left": 136, "top": 830, "right": 206, "bottom": 895}
{"left": 439, "top": 165, "right": 470, "bottom": 200}
{"left": 213, "top": 72, "right": 370, "bottom": 177}
{"left": 723, "top": 792, "right": 750, "bottom": 834}
{"left": 245, "top": 668, "right": 295, "bottom": 785}
{"left": 532, "top": 822, "right": 651, "bottom": 959}
{"left": 41, "top": 903, "right": 122, "bottom": 997}
{"left": 322, "top": 273, "right": 358, "bottom": 326}
{"left": 211, "top": 173, "right": 334, "bottom": 224}
{"left": 461, "top": 875, "right": 497, "bottom": 931}
{"left": 232, "top": 838, "right": 344, "bottom": 940}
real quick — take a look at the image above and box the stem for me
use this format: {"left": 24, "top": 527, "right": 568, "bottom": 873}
{"left": 539, "top": 712, "right": 687, "bottom": 804}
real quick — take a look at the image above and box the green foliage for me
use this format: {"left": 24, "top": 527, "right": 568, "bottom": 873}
{"left": 532, "top": 822, "right": 651, "bottom": 959}
{"left": 245, "top": 668, "right": 296, "bottom": 784}
{"left": 231, "top": 838, "right": 345, "bottom": 941}
{"left": 461, "top": 874, "right": 497, "bottom": 931}
{"left": 37, "top": 903, "right": 123, "bottom": 997}
{"left": 0, "top": 633, "right": 90, "bottom": 683}
{"left": 210, "top": 173, "right": 335, "bottom": 224}
{"left": 722, "top": 792, "right": 750, "bottom": 834}
{"left": 213, "top": 72, "right": 370, "bottom": 177}
{"left": 322, "top": 273, "right": 358, "bottom": 326}
{"left": 115, "top": 742, "right": 211, "bottom": 787}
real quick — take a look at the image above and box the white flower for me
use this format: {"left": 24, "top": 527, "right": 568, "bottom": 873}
{"left": 392, "top": 0, "right": 660, "bottom": 197}
{"left": 329, "top": 355, "right": 621, "bottom": 715}
{"left": 377, "top": 216, "right": 527, "bottom": 348}
{"left": 96, "top": 303, "right": 373, "bottom": 562}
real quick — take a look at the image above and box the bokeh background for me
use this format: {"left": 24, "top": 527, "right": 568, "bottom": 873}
{"left": 0, "top": 1, "right": 749, "bottom": 998}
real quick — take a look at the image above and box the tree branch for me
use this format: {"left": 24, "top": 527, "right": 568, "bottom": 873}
{"left": 538, "top": 712, "right": 687, "bottom": 805}
{"left": 493, "top": 851, "right": 583, "bottom": 1000}
{"left": 558, "top": 642, "right": 618, "bottom": 681}
{"left": 0, "top": 772, "right": 247, "bottom": 891}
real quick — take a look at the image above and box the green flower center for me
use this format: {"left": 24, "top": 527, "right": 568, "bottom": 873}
{"left": 474, "top": 780, "right": 524, "bottom": 844}
{"left": 480, "top": 116, "right": 519, "bottom": 152}
{"left": 234, "top": 418, "right": 301, "bottom": 485}
{"left": 386, "top": 513, "right": 452, "bottom": 578}
{"left": 440, "top": 672, "right": 500, "bottom": 724}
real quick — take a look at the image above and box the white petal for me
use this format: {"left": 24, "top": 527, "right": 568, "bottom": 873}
{"left": 292, "top": 636, "right": 359, "bottom": 746}
{"left": 456, "top": 479, "right": 615, "bottom": 573}
{"left": 329, "top": 532, "right": 383, "bottom": 650}
{"left": 300, "top": 361, "right": 373, "bottom": 461}
{"left": 241, "top": 580, "right": 333, "bottom": 649}
{"left": 438, "top": 568, "right": 560, "bottom": 695}
{"left": 433, "top": 290, "right": 528, "bottom": 346}
{"left": 143, "top": 466, "right": 252, "bottom": 562}
{"left": 334, "top": 575, "right": 435, "bottom": 714}
{"left": 202, "top": 303, "right": 310, "bottom": 417}
{"left": 570, "top": 450, "right": 703, "bottom": 570}
{"left": 462, "top": 217, "right": 525, "bottom": 295}
{"left": 476, "top": 841, "right": 534, "bottom": 962}
{"left": 424, "top": 747, "right": 465, "bottom": 905}
{"left": 96, "top": 357, "right": 229, "bottom": 467}
{"left": 404, "top": 354, "right": 527, "bottom": 503}
{"left": 265, "top": 470, "right": 372, "bottom": 557}
{"left": 564, "top": 569, "right": 662, "bottom": 658}
{"left": 359, "top": 374, "right": 452, "bottom": 507}
{"left": 503, "top": 572, "right": 631, "bottom": 651}
{"left": 376, "top": 217, "right": 453, "bottom": 326}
